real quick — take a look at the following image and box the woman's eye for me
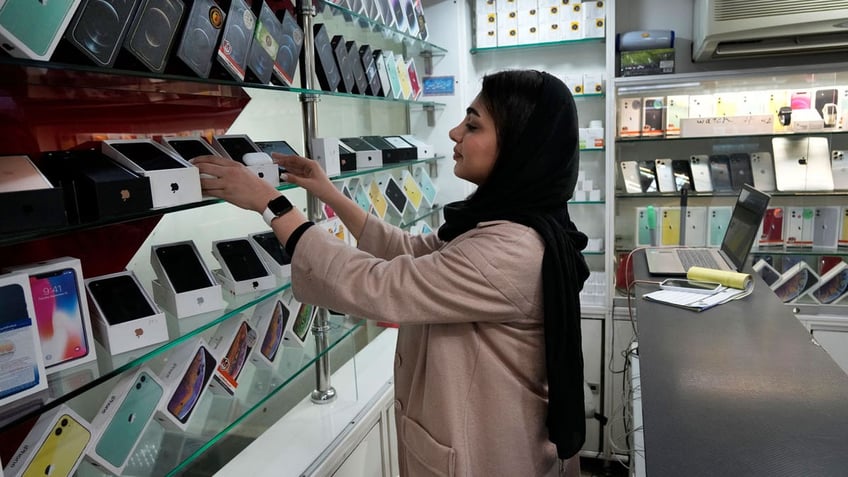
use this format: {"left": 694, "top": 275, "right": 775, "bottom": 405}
{"left": 465, "top": 122, "right": 477, "bottom": 131}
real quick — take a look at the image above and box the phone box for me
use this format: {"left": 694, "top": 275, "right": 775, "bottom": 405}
{"left": 120, "top": 0, "right": 185, "bottom": 73}
{"left": 840, "top": 206, "right": 848, "bottom": 247}
{"left": 0, "top": 272, "right": 47, "bottom": 409}
{"left": 581, "top": 0, "right": 605, "bottom": 39}
{"left": 171, "top": 0, "right": 225, "bottom": 78}
{"left": 54, "top": 0, "right": 141, "bottom": 67}
{"left": 809, "top": 261, "right": 848, "bottom": 305}
{"left": 400, "top": 135, "right": 434, "bottom": 158}
{"left": 563, "top": 74, "right": 584, "bottom": 96}
{"left": 154, "top": 337, "right": 218, "bottom": 431}
{"left": 617, "top": 98, "right": 642, "bottom": 138}
{"left": 282, "top": 292, "right": 316, "bottom": 347}
{"left": 4, "top": 404, "right": 91, "bottom": 477}
{"left": 813, "top": 206, "right": 841, "bottom": 249}
{"left": 641, "top": 97, "right": 665, "bottom": 137}
{"left": 273, "top": 10, "right": 303, "bottom": 86}
{"left": 211, "top": 135, "right": 280, "bottom": 187}
{"left": 207, "top": 315, "right": 256, "bottom": 395}
{"left": 496, "top": 10, "right": 518, "bottom": 46}
{"left": 6, "top": 257, "right": 97, "bottom": 375}
{"left": 248, "top": 296, "right": 291, "bottom": 368}
{"left": 791, "top": 108, "right": 826, "bottom": 132}
{"left": 212, "top": 0, "right": 254, "bottom": 81}
{"left": 0, "top": 0, "right": 82, "bottom": 60}
{"left": 0, "top": 155, "right": 68, "bottom": 235}
{"left": 785, "top": 207, "right": 814, "bottom": 247}
{"left": 619, "top": 48, "right": 675, "bottom": 77}
{"left": 211, "top": 239, "right": 277, "bottom": 296}
{"left": 84, "top": 270, "right": 168, "bottom": 355}
{"left": 150, "top": 241, "right": 226, "bottom": 319}
{"left": 771, "top": 261, "right": 820, "bottom": 303}
{"left": 707, "top": 206, "right": 733, "bottom": 247}
{"left": 340, "top": 137, "right": 384, "bottom": 169}
{"left": 475, "top": 12, "right": 497, "bottom": 48}
{"left": 582, "top": 73, "right": 604, "bottom": 95}
{"left": 101, "top": 140, "right": 202, "bottom": 209}
{"left": 40, "top": 149, "right": 154, "bottom": 224}
{"left": 562, "top": 3, "right": 582, "bottom": 40}
{"left": 665, "top": 95, "right": 689, "bottom": 137}
{"left": 84, "top": 366, "right": 165, "bottom": 475}
{"left": 249, "top": 231, "right": 292, "bottom": 280}
{"left": 365, "top": 135, "right": 417, "bottom": 162}
{"left": 310, "top": 137, "right": 342, "bottom": 176}
{"left": 245, "top": 0, "right": 283, "bottom": 84}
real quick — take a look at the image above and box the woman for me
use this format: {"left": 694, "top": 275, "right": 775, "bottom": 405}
{"left": 193, "top": 69, "right": 589, "bottom": 476}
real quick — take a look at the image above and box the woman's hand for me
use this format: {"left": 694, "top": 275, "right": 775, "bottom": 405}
{"left": 273, "top": 154, "right": 339, "bottom": 203}
{"left": 191, "top": 155, "right": 280, "bottom": 213}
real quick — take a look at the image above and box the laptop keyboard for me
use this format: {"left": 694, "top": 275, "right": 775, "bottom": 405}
{"left": 677, "top": 249, "right": 720, "bottom": 270}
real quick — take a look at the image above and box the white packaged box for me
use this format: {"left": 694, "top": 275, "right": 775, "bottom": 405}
{"left": 399, "top": 134, "right": 435, "bottom": 158}
{"left": 211, "top": 238, "right": 277, "bottom": 296}
{"left": 249, "top": 295, "right": 292, "bottom": 368}
{"left": 5, "top": 404, "right": 91, "bottom": 477}
{"left": 102, "top": 139, "right": 202, "bottom": 208}
{"left": 563, "top": 74, "right": 584, "bottom": 96}
{"left": 207, "top": 315, "right": 256, "bottom": 396}
{"left": 617, "top": 97, "right": 642, "bottom": 138}
{"left": 497, "top": 0, "right": 518, "bottom": 14}
{"left": 84, "top": 270, "right": 169, "bottom": 355}
{"left": 475, "top": 13, "right": 498, "bottom": 48}
{"left": 584, "top": 127, "right": 604, "bottom": 148}
{"left": 785, "top": 207, "right": 815, "bottom": 247}
{"left": 476, "top": 0, "right": 496, "bottom": 14}
{"left": 84, "top": 367, "right": 165, "bottom": 475}
{"left": 539, "top": 6, "right": 562, "bottom": 42}
{"left": 211, "top": 135, "right": 280, "bottom": 187}
{"left": 561, "top": 2, "right": 582, "bottom": 40}
{"left": 581, "top": 0, "right": 605, "bottom": 38}
{"left": 812, "top": 206, "right": 841, "bottom": 249}
{"left": 517, "top": 1, "right": 539, "bottom": 44}
{"left": 0, "top": 272, "right": 47, "bottom": 410}
{"left": 310, "top": 137, "right": 342, "bottom": 177}
{"left": 688, "top": 94, "right": 716, "bottom": 118}
{"left": 582, "top": 73, "right": 603, "bottom": 95}
{"left": 150, "top": 240, "right": 226, "bottom": 318}
{"left": 665, "top": 95, "right": 689, "bottom": 137}
{"left": 155, "top": 337, "right": 218, "bottom": 431}
{"left": 340, "top": 138, "right": 384, "bottom": 169}
{"left": 248, "top": 231, "right": 292, "bottom": 280}
{"left": 6, "top": 257, "right": 97, "bottom": 375}
{"left": 497, "top": 10, "right": 519, "bottom": 46}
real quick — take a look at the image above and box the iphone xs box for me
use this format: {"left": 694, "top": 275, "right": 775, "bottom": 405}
{"left": 85, "top": 366, "right": 165, "bottom": 475}
{"left": 5, "top": 257, "right": 97, "bottom": 375}
{"left": 4, "top": 404, "right": 91, "bottom": 477}
{"left": 84, "top": 270, "right": 168, "bottom": 355}
{"left": 155, "top": 337, "right": 218, "bottom": 431}
{"left": 207, "top": 316, "right": 256, "bottom": 395}
{"left": 0, "top": 272, "right": 47, "bottom": 410}
{"left": 249, "top": 296, "right": 291, "bottom": 368}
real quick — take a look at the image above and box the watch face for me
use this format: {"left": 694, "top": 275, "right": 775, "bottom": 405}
{"left": 269, "top": 195, "right": 294, "bottom": 215}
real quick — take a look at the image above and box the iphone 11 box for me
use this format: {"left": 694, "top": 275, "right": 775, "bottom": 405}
{"left": 84, "top": 270, "right": 168, "bottom": 355}
{"left": 249, "top": 231, "right": 292, "bottom": 280}
{"left": 785, "top": 207, "right": 814, "bottom": 247}
{"left": 400, "top": 135, "right": 434, "bottom": 158}
{"left": 155, "top": 337, "right": 218, "bottom": 431}
{"left": 101, "top": 140, "right": 203, "bottom": 208}
{"left": 211, "top": 238, "right": 276, "bottom": 296}
{"left": 6, "top": 257, "right": 97, "bottom": 375}
{"left": 758, "top": 207, "right": 784, "bottom": 247}
{"left": 84, "top": 366, "right": 165, "bottom": 475}
{"left": 207, "top": 315, "right": 256, "bottom": 396}
{"left": 4, "top": 404, "right": 91, "bottom": 477}
{"left": 150, "top": 241, "right": 226, "bottom": 318}
{"left": 812, "top": 206, "right": 841, "bottom": 249}
{"left": 249, "top": 296, "right": 291, "bottom": 368}
{"left": 0, "top": 0, "right": 82, "bottom": 60}
{"left": 0, "top": 272, "right": 47, "bottom": 410}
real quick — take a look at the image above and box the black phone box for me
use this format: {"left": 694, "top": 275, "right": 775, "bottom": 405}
{"left": 210, "top": 0, "right": 254, "bottom": 81}
{"left": 331, "top": 35, "right": 355, "bottom": 93}
{"left": 359, "top": 44, "right": 381, "bottom": 96}
{"left": 169, "top": 0, "right": 226, "bottom": 78}
{"left": 244, "top": 0, "right": 283, "bottom": 84}
{"left": 54, "top": 0, "right": 143, "bottom": 68}
{"left": 313, "top": 23, "right": 340, "bottom": 92}
{"left": 118, "top": 0, "right": 186, "bottom": 73}
{"left": 338, "top": 143, "right": 357, "bottom": 171}
{"left": 362, "top": 135, "right": 413, "bottom": 163}
{"left": 40, "top": 149, "right": 153, "bottom": 224}
{"left": 271, "top": 9, "right": 303, "bottom": 86}
{"left": 346, "top": 40, "right": 368, "bottom": 95}
{"left": 0, "top": 155, "right": 68, "bottom": 234}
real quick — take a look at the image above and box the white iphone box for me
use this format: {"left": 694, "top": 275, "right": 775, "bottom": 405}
{"left": 0, "top": 272, "right": 47, "bottom": 409}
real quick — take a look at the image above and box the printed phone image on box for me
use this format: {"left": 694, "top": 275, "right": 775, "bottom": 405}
{"left": 810, "top": 261, "right": 848, "bottom": 305}
{"left": 6, "top": 257, "right": 97, "bottom": 375}
{"left": 665, "top": 95, "right": 689, "bottom": 136}
{"left": 155, "top": 337, "right": 218, "bottom": 431}
{"left": 635, "top": 207, "right": 658, "bottom": 247}
{"left": 249, "top": 296, "right": 291, "bottom": 368}
{"left": 85, "top": 367, "right": 165, "bottom": 475}
{"left": 283, "top": 297, "right": 317, "bottom": 347}
{"left": 771, "top": 261, "right": 820, "bottom": 303}
{"left": 208, "top": 316, "right": 257, "bottom": 396}
{"left": 641, "top": 97, "right": 665, "bottom": 137}
{"left": 682, "top": 207, "right": 707, "bottom": 247}
{"left": 708, "top": 206, "right": 733, "bottom": 247}
{"left": 660, "top": 207, "right": 681, "bottom": 246}
{"left": 0, "top": 272, "right": 47, "bottom": 409}
{"left": 4, "top": 404, "right": 91, "bottom": 477}
{"left": 753, "top": 258, "right": 782, "bottom": 287}
{"left": 617, "top": 98, "right": 642, "bottom": 138}
{"left": 785, "top": 207, "right": 814, "bottom": 247}
{"left": 758, "top": 207, "right": 784, "bottom": 247}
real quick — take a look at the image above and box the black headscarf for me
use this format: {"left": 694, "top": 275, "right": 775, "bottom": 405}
{"left": 438, "top": 70, "right": 590, "bottom": 459}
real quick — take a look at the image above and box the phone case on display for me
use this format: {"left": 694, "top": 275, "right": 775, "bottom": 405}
{"left": 785, "top": 207, "right": 815, "bottom": 247}
{"left": 620, "top": 161, "right": 642, "bottom": 193}
{"left": 682, "top": 207, "right": 707, "bottom": 247}
{"left": 654, "top": 159, "right": 676, "bottom": 193}
{"left": 672, "top": 159, "right": 694, "bottom": 192}
{"left": 708, "top": 155, "right": 733, "bottom": 192}
{"left": 689, "top": 155, "right": 713, "bottom": 192}
{"left": 708, "top": 206, "right": 732, "bottom": 247}
{"left": 660, "top": 207, "right": 681, "bottom": 246}
{"left": 758, "top": 207, "right": 784, "bottom": 247}
{"left": 728, "top": 153, "right": 754, "bottom": 191}
{"left": 638, "top": 160, "right": 658, "bottom": 192}
{"left": 750, "top": 152, "right": 776, "bottom": 191}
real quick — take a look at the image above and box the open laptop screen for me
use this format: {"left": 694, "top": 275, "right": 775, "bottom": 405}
{"left": 721, "top": 184, "right": 771, "bottom": 271}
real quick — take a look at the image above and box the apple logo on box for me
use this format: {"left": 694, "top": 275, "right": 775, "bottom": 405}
{"left": 135, "top": 328, "right": 144, "bottom": 338}
{"left": 171, "top": 183, "right": 179, "bottom": 193}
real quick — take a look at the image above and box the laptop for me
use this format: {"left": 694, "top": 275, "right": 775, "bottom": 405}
{"left": 645, "top": 184, "right": 771, "bottom": 275}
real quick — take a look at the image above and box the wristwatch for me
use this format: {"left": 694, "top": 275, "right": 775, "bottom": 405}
{"left": 262, "top": 194, "right": 294, "bottom": 226}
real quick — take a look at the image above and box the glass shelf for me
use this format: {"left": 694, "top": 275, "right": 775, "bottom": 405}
{"left": 581, "top": 147, "right": 605, "bottom": 152}
{"left": 400, "top": 205, "right": 444, "bottom": 229}
{"left": 569, "top": 200, "right": 605, "bottom": 205}
{"left": 1, "top": 158, "right": 445, "bottom": 247}
{"left": 575, "top": 93, "right": 606, "bottom": 101}
{"left": 470, "top": 37, "right": 604, "bottom": 54}
{"left": 320, "top": 0, "right": 448, "bottom": 56}
{"left": 751, "top": 248, "right": 848, "bottom": 257}
{"left": 615, "top": 129, "right": 848, "bottom": 144}
{"left": 582, "top": 251, "right": 605, "bottom": 256}
{"left": 615, "top": 190, "right": 848, "bottom": 199}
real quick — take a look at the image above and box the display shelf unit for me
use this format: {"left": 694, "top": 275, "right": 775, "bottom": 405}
{"left": 470, "top": 37, "right": 604, "bottom": 55}
{"left": 0, "top": 1, "right": 449, "bottom": 474}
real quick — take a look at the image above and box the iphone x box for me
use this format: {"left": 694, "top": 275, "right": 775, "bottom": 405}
{"left": 84, "top": 366, "right": 165, "bottom": 475}
{"left": 40, "top": 149, "right": 153, "bottom": 224}
{"left": 119, "top": 0, "right": 186, "bottom": 73}
{"left": 0, "top": 272, "right": 47, "bottom": 410}
{"left": 211, "top": 237, "right": 276, "bottom": 296}
{"left": 212, "top": 0, "right": 255, "bottom": 81}
{"left": 249, "top": 230, "right": 292, "bottom": 280}
{"left": 6, "top": 257, "right": 97, "bottom": 376}
{"left": 207, "top": 315, "right": 256, "bottom": 395}
{"left": 4, "top": 405, "right": 91, "bottom": 477}
{"left": 150, "top": 240, "right": 226, "bottom": 318}
{"left": 0, "top": 155, "right": 68, "bottom": 234}
{"left": 155, "top": 337, "right": 218, "bottom": 431}
{"left": 84, "top": 270, "right": 168, "bottom": 355}
{"left": 0, "top": 0, "right": 82, "bottom": 60}
{"left": 101, "top": 140, "right": 202, "bottom": 208}
{"left": 249, "top": 296, "right": 291, "bottom": 368}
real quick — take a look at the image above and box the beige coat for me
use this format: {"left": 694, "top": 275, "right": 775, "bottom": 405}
{"left": 292, "top": 216, "right": 579, "bottom": 477}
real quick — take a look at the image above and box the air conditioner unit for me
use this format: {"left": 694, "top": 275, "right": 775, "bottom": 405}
{"left": 693, "top": 0, "right": 848, "bottom": 61}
